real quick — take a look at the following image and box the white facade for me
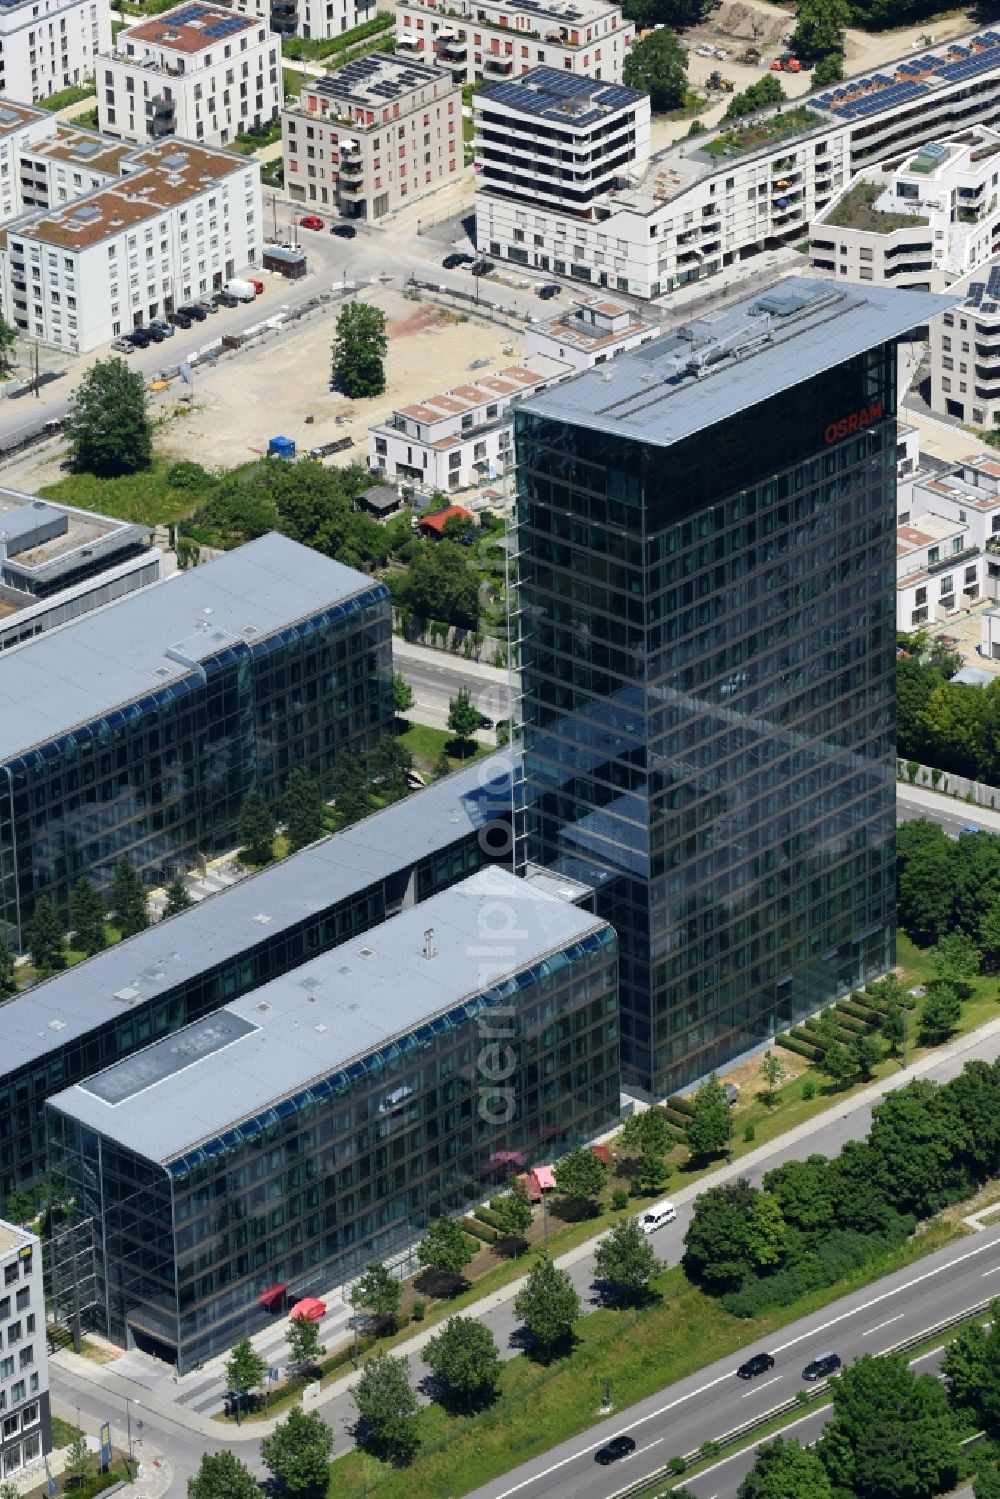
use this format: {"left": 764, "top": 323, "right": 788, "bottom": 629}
{"left": 0, "top": 102, "right": 52, "bottom": 221}
{"left": 0, "top": 1222, "right": 49, "bottom": 1483}
{"left": 929, "top": 255, "right": 1000, "bottom": 426}
{"left": 396, "top": 0, "right": 633, "bottom": 86}
{"left": 524, "top": 292, "right": 657, "bottom": 369}
{"left": 98, "top": 2, "right": 280, "bottom": 150}
{"left": 0, "top": 0, "right": 109, "bottom": 104}
{"left": 893, "top": 447, "right": 1000, "bottom": 629}
{"left": 477, "top": 26, "right": 1000, "bottom": 300}
{"left": 229, "top": 0, "right": 376, "bottom": 46}
{"left": 0, "top": 138, "right": 262, "bottom": 351}
{"left": 283, "top": 52, "right": 460, "bottom": 219}
{"left": 368, "top": 358, "right": 566, "bottom": 490}
{"left": 810, "top": 128, "right": 1000, "bottom": 291}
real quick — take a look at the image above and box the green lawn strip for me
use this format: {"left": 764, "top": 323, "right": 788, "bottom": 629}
{"left": 283, "top": 67, "right": 312, "bottom": 101}
{"left": 39, "top": 463, "right": 200, "bottom": 528}
{"left": 398, "top": 722, "right": 494, "bottom": 772}
{"left": 38, "top": 84, "right": 95, "bottom": 110}
{"left": 50, "top": 1415, "right": 84, "bottom": 1447}
{"left": 321, "top": 1218, "right": 968, "bottom": 1497}
{"left": 68, "top": 106, "right": 100, "bottom": 130}
{"left": 280, "top": 10, "right": 392, "bottom": 61}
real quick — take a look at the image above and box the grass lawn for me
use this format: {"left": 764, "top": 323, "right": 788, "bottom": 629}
{"left": 38, "top": 83, "right": 95, "bottom": 111}
{"left": 283, "top": 67, "right": 311, "bottom": 101}
{"left": 39, "top": 462, "right": 203, "bottom": 529}
{"left": 323, "top": 1216, "right": 967, "bottom": 1498}
{"left": 702, "top": 105, "right": 823, "bottom": 156}
{"left": 399, "top": 721, "right": 495, "bottom": 773}
{"left": 232, "top": 120, "right": 283, "bottom": 155}
{"left": 68, "top": 106, "right": 100, "bottom": 130}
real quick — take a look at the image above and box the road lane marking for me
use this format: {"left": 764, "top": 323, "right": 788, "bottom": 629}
{"left": 863, "top": 1314, "right": 905, "bottom": 1336}
{"left": 983, "top": 1266, "right": 1000, "bottom": 1275}
{"left": 741, "top": 1375, "right": 782, "bottom": 1398}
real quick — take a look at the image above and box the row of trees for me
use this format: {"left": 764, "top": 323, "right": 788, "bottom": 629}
{"left": 684, "top": 1056, "right": 1000, "bottom": 1316}
{"left": 898, "top": 816, "right": 1000, "bottom": 955}
{"left": 897, "top": 634, "right": 1000, "bottom": 784}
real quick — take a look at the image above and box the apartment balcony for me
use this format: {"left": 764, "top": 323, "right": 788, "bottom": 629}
{"left": 438, "top": 40, "right": 467, "bottom": 59}
{"left": 482, "top": 54, "right": 514, "bottom": 75}
{"left": 338, "top": 175, "right": 364, "bottom": 193}
{"left": 396, "top": 33, "right": 424, "bottom": 51}
{"left": 339, "top": 153, "right": 364, "bottom": 177}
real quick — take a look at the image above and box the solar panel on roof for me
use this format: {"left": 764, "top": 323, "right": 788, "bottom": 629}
{"left": 984, "top": 302, "right": 999, "bottom": 313}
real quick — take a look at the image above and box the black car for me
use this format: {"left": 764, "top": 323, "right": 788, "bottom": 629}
{"left": 216, "top": 291, "right": 239, "bottom": 307}
{"left": 538, "top": 283, "right": 559, "bottom": 299}
{"left": 470, "top": 259, "right": 495, "bottom": 276}
{"left": 168, "top": 310, "right": 192, "bottom": 328}
{"left": 477, "top": 714, "right": 494, "bottom": 730}
{"left": 802, "top": 1352, "right": 841, "bottom": 1382}
{"left": 737, "top": 1353, "right": 775, "bottom": 1380}
{"left": 332, "top": 222, "right": 357, "bottom": 238}
{"left": 146, "top": 325, "right": 166, "bottom": 343}
{"left": 129, "top": 328, "right": 151, "bottom": 348}
{"left": 181, "top": 304, "right": 207, "bottom": 322}
{"left": 595, "top": 1436, "right": 636, "bottom": 1466}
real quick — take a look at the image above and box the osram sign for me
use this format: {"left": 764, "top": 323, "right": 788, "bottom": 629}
{"left": 823, "top": 402, "right": 884, "bottom": 444}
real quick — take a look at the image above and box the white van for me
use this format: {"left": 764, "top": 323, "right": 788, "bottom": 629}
{"left": 639, "top": 1199, "right": 677, "bottom": 1235}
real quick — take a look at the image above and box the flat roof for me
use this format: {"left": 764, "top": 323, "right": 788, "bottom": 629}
{"left": 478, "top": 67, "right": 643, "bottom": 126}
{"left": 0, "top": 101, "right": 46, "bottom": 136}
{"left": 47, "top": 865, "right": 603, "bottom": 1162}
{"left": 0, "top": 751, "right": 518, "bottom": 1075}
{"left": 24, "top": 124, "right": 133, "bottom": 176}
{"left": 122, "top": 1, "right": 260, "bottom": 54}
{"left": 518, "top": 278, "right": 955, "bottom": 446}
{"left": 0, "top": 1221, "right": 34, "bottom": 1257}
{"left": 0, "top": 531, "right": 380, "bottom": 766}
{"left": 304, "top": 51, "right": 449, "bottom": 109}
{"left": 0, "top": 489, "right": 150, "bottom": 580}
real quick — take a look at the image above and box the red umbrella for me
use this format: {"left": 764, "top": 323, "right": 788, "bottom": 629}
{"left": 289, "top": 1297, "right": 326, "bottom": 1322}
{"left": 257, "top": 1283, "right": 286, "bottom": 1310}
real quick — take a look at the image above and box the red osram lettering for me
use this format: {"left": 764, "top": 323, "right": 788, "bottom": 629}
{"left": 823, "top": 402, "right": 884, "bottom": 444}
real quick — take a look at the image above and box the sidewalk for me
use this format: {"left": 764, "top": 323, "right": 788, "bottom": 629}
{"left": 53, "top": 1007, "right": 1000, "bottom": 1444}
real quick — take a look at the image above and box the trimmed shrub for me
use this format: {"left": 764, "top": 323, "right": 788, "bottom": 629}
{"left": 802, "top": 1077, "right": 816, "bottom": 1100}
{"left": 666, "top": 1093, "right": 695, "bottom": 1117}
{"left": 475, "top": 1205, "right": 506, "bottom": 1232}
{"left": 775, "top": 1034, "right": 822, "bottom": 1062}
{"left": 458, "top": 1218, "right": 496, "bottom": 1244}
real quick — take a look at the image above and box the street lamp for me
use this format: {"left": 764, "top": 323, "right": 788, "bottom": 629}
{"left": 125, "top": 1396, "right": 139, "bottom": 1478}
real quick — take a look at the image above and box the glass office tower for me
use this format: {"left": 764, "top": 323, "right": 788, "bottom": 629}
{"left": 0, "top": 532, "right": 392, "bottom": 947}
{"left": 514, "top": 279, "right": 952, "bottom": 1096}
{"left": 46, "top": 868, "right": 618, "bottom": 1372}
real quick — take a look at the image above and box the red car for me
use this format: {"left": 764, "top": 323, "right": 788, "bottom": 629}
{"left": 299, "top": 214, "right": 324, "bottom": 230}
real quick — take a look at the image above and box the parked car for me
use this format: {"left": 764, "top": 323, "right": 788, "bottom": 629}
{"left": 180, "top": 304, "right": 207, "bottom": 322}
{"left": 595, "top": 1436, "right": 636, "bottom": 1465}
{"left": 737, "top": 1353, "right": 775, "bottom": 1380}
{"left": 216, "top": 291, "right": 239, "bottom": 307}
{"left": 129, "top": 327, "right": 151, "bottom": 348}
{"left": 538, "top": 283, "right": 560, "bottom": 299}
{"left": 443, "top": 251, "right": 475, "bottom": 269}
{"left": 112, "top": 336, "right": 134, "bottom": 353}
{"left": 477, "top": 714, "right": 494, "bottom": 730}
{"left": 146, "top": 325, "right": 166, "bottom": 343}
{"left": 300, "top": 214, "right": 324, "bottom": 230}
{"left": 470, "top": 259, "right": 495, "bottom": 276}
{"left": 196, "top": 297, "right": 219, "bottom": 314}
{"left": 168, "top": 310, "right": 192, "bottom": 329}
{"left": 149, "top": 318, "right": 174, "bottom": 337}
{"left": 331, "top": 222, "right": 357, "bottom": 237}
{"left": 802, "top": 1352, "right": 841, "bottom": 1382}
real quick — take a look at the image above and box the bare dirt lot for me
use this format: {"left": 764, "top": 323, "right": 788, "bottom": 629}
{"left": 153, "top": 288, "right": 526, "bottom": 474}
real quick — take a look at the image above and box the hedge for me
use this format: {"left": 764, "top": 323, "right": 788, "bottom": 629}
{"left": 838, "top": 999, "right": 881, "bottom": 1026}
{"left": 458, "top": 1218, "right": 496, "bottom": 1244}
{"left": 775, "top": 1034, "right": 822, "bottom": 1061}
{"left": 475, "top": 1205, "right": 506, "bottom": 1232}
{"left": 832, "top": 1012, "right": 867, "bottom": 1035}
{"left": 663, "top": 1108, "right": 691, "bottom": 1131}
{"left": 666, "top": 1094, "right": 695, "bottom": 1117}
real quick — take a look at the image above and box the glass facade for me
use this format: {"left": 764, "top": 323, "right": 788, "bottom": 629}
{"left": 47, "top": 926, "right": 619, "bottom": 1373}
{"left": 0, "top": 585, "right": 393, "bottom": 949}
{"left": 0, "top": 798, "right": 513, "bottom": 1200}
{"left": 515, "top": 344, "right": 898, "bottom": 1096}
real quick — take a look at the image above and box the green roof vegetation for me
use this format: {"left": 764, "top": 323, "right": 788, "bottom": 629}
{"left": 822, "top": 178, "right": 928, "bottom": 234}
{"left": 702, "top": 105, "right": 823, "bottom": 158}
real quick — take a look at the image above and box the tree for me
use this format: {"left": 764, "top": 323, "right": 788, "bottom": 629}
{"left": 260, "top": 1406, "right": 333, "bottom": 1496}
{"left": 433, "top": 749, "right": 453, "bottom": 781}
{"left": 724, "top": 74, "right": 785, "bottom": 120}
{"left": 622, "top": 27, "right": 687, "bottom": 110}
{"left": 3, "top": 1189, "right": 34, "bottom": 1225}
{"left": 108, "top": 855, "right": 149, "bottom": 938}
{"left": 332, "top": 300, "right": 387, "bottom": 398}
{"left": 622, "top": 0, "right": 712, "bottom": 26}
{"left": 621, "top": 1107, "right": 671, "bottom": 1157}
{"left": 513, "top": 1255, "right": 580, "bottom": 1358}
{"left": 919, "top": 981, "right": 961, "bottom": 1044}
{"left": 70, "top": 877, "right": 105, "bottom": 956}
{"left": 0, "top": 1481, "right": 21, "bottom": 1499}
{"left": 285, "top": 1312, "right": 326, "bottom": 1373}
{"left": 25, "top": 895, "right": 66, "bottom": 974}
{"left": 225, "top": 1337, "right": 268, "bottom": 1419}
{"left": 683, "top": 1179, "right": 770, "bottom": 1292}
{"left": 285, "top": 767, "right": 326, "bottom": 851}
{"left": 868, "top": 1080, "right": 968, "bottom": 1217}
{"left": 932, "top": 930, "right": 981, "bottom": 987}
{"left": 393, "top": 672, "right": 414, "bottom": 721}
{"left": 238, "top": 790, "right": 276, "bottom": 865}
{"left": 686, "top": 1074, "right": 731, "bottom": 1159}
{"left": 881, "top": 1002, "right": 907, "bottom": 1058}
{"left": 64, "top": 357, "right": 151, "bottom": 477}
{"left": 593, "top": 1217, "right": 660, "bottom": 1303}
{"left": 447, "top": 687, "right": 481, "bottom": 757}
{"left": 737, "top": 1436, "right": 833, "bottom": 1499}
{"left": 792, "top": 0, "right": 849, "bottom": 61}
{"left": 976, "top": 1464, "right": 1000, "bottom": 1499}
{"left": 329, "top": 757, "right": 374, "bottom": 827}
{"left": 490, "top": 1179, "right": 533, "bottom": 1240}
{"left": 553, "top": 1144, "right": 607, "bottom": 1215}
{"left": 818, "top": 1352, "right": 960, "bottom": 1499}
{"left": 423, "top": 1315, "right": 502, "bottom": 1411}
{"left": 0, "top": 313, "right": 16, "bottom": 377}
{"left": 942, "top": 1303, "right": 1000, "bottom": 1432}
{"left": 631, "top": 1151, "right": 670, "bottom": 1196}
{"left": 352, "top": 1351, "right": 419, "bottom": 1462}
{"left": 188, "top": 1451, "right": 259, "bottom": 1499}
{"left": 64, "top": 1433, "right": 90, "bottom": 1489}
{"left": 896, "top": 819, "right": 956, "bottom": 945}
{"left": 417, "top": 1217, "right": 475, "bottom": 1278}
{"left": 371, "top": 735, "right": 412, "bottom": 804}
{"left": 351, "top": 1263, "right": 402, "bottom": 1331}
{"left": 759, "top": 1050, "right": 785, "bottom": 1106}
{"left": 163, "top": 877, "right": 193, "bottom": 919}
{"left": 850, "top": 1032, "right": 883, "bottom": 1083}
{"left": 762, "top": 1155, "right": 832, "bottom": 1239}
{"left": 812, "top": 52, "right": 844, "bottom": 86}
{"left": 0, "top": 938, "right": 16, "bottom": 996}
{"left": 819, "top": 1037, "right": 857, "bottom": 1086}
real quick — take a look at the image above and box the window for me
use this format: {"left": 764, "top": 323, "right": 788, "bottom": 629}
{"left": 940, "top": 574, "right": 954, "bottom": 595}
{"left": 3, "top": 1267, "right": 17, "bottom": 1288}
{"left": 14, "top": 1291, "right": 27, "bottom": 1313}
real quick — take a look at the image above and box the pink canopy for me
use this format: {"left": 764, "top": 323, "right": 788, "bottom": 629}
{"left": 289, "top": 1297, "right": 326, "bottom": 1322}
{"left": 531, "top": 1165, "right": 556, "bottom": 1192}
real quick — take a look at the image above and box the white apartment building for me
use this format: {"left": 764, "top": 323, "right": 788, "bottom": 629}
{"left": 0, "top": 102, "right": 51, "bottom": 221}
{"left": 368, "top": 357, "right": 565, "bottom": 490}
{"left": 16, "top": 120, "right": 132, "bottom": 213}
{"left": 810, "top": 128, "right": 1000, "bottom": 291}
{"left": 0, "top": 138, "right": 262, "bottom": 350}
{"left": 929, "top": 256, "right": 1000, "bottom": 425}
{"left": 0, "top": 1221, "right": 50, "bottom": 1485}
{"left": 98, "top": 2, "right": 281, "bottom": 150}
{"left": 228, "top": 0, "right": 377, "bottom": 46}
{"left": 477, "top": 26, "right": 1000, "bottom": 299}
{"left": 892, "top": 447, "right": 1000, "bottom": 629}
{"left": 0, "top": 0, "right": 110, "bottom": 105}
{"left": 283, "top": 52, "right": 460, "bottom": 219}
{"left": 524, "top": 291, "right": 657, "bottom": 368}
{"left": 395, "top": 0, "right": 633, "bottom": 86}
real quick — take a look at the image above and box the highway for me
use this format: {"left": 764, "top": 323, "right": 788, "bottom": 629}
{"left": 470, "top": 1228, "right": 1000, "bottom": 1499}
